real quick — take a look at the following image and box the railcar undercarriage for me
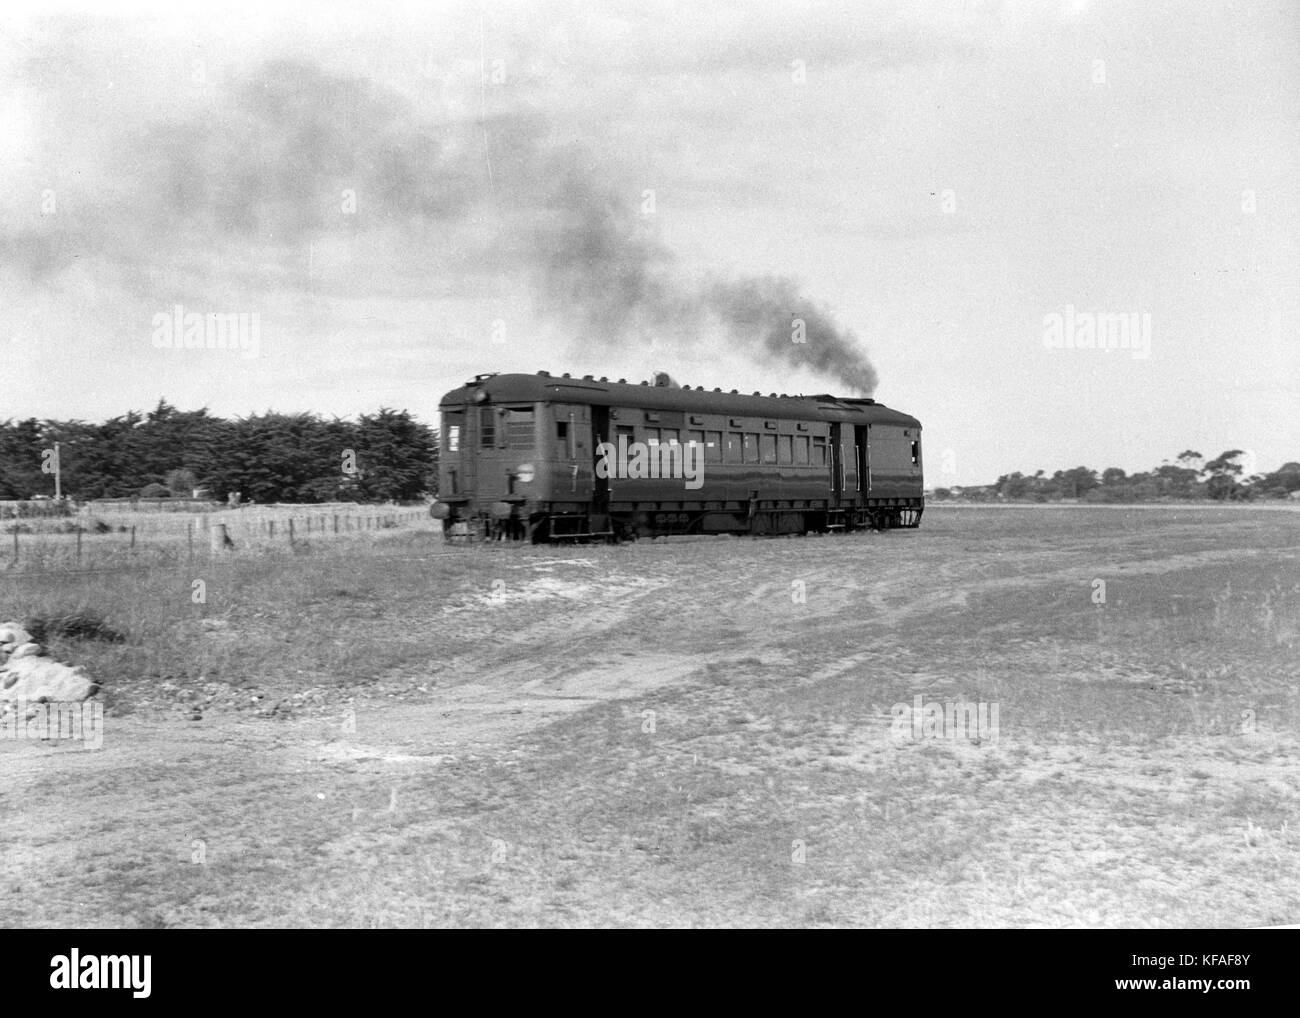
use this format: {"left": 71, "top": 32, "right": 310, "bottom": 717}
{"left": 436, "top": 501, "right": 923, "bottom": 543}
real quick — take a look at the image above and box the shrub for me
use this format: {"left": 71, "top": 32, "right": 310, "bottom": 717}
{"left": 24, "top": 610, "right": 127, "bottom": 645}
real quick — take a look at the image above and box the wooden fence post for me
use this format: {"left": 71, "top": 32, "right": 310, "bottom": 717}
{"left": 210, "top": 523, "right": 232, "bottom": 552}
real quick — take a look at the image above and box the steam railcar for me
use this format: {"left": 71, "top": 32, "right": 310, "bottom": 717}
{"left": 431, "top": 371, "right": 923, "bottom": 542}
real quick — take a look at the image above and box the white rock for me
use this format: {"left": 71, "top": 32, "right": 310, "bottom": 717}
{"left": 0, "top": 654, "right": 97, "bottom": 702}
{"left": 0, "top": 623, "right": 35, "bottom": 660}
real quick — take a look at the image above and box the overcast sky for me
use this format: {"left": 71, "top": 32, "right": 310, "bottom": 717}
{"left": 2, "top": 0, "right": 1297, "bottom": 485}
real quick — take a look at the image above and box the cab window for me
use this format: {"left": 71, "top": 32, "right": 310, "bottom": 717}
{"left": 503, "top": 407, "right": 534, "bottom": 448}
{"left": 443, "top": 411, "right": 464, "bottom": 453}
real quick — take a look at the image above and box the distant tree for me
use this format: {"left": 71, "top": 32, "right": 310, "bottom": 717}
{"left": 165, "top": 468, "right": 198, "bottom": 496}
{"left": 1153, "top": 463, "right": 1201, "bottom": 498}
{"left": 1203, "top": 450, "right": 1246, "bottom": 500}
{"left": 1204, "top": 450, "right": 1246, "bottom": 478}
{"left": 352, "top": 408, "right": 436, "bottom": 502}
{"left": 0, "top": 418, "right": 49, "bottom": 499}
{"left": 995, "top": 471, "right": 1030, "bottom": 499}
{"left": 1101, "top": 467, "right": 1127, "bottom": 486}
{"left": 4, "top": 405, "right": 438, "bottom": 505}
{"left": 1255, "top": 462, "right": 1300, "bottom": 498}
{"left": 1053, "top": 467, "right": 1098, "bottom": 499}
{"left": 139, "top": 482, "right": 169, "bottom": 498}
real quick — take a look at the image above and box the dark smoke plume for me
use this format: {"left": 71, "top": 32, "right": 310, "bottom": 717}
{"left": 703, "top": 277, "right": 879, "bottom": 395}
{"left": 9, "top": 55, "right": 879, "bottom": 395}
{"left": 530, "top": 147, "right": 879, "bottom": 395}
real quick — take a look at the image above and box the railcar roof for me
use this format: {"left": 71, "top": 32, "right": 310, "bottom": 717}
{"left": 440, "top": 372, "right": 921, "bottom": 428}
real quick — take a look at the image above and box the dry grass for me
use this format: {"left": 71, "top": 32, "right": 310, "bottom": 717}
{"left": 1, "top": 529, "right": 489, "bottom": 714}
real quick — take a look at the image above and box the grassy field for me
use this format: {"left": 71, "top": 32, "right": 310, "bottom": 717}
{"left": 1, "top": 505, "right": 1298, "bottom": 927}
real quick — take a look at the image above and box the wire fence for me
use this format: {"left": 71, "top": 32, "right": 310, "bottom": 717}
{"left": 1, "top": 504, "right": 437, "bottom": 575}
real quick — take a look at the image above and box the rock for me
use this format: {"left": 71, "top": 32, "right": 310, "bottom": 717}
{"left": 0, "top": 620, "right": 97, "bottom": 703}
{"left": 0, "top": 623, "right": 34, "bottom": 656}
{"left": 6, "top": 643, "right": 42, "bottom": 662}
{"left": 0, "top": 654, "right": 97, "bottom": 702}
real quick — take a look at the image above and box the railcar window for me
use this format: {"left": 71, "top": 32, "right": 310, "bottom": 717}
{"left": 812, "top": 436, "right": 827, "bottom": 466}
{"left": 705, "top": 431, "right": 722, "bottom": 463}
{"left": 616, "top": 425, "right": 635, "bottom": 466}
{"left": 743, "top": 433, "right": 759, "bottom": 463}
{"left": 479, "top": 407, "right": 495, "bottom": 447}
{"left": 777, "top": 435, "right": 793, "bottom": 464}
{"left": 505, "top": 408, "right": 534, "bottom": 448}
{"left": 726, "top": 432, "right": 742, "bottom": 462}
{"left": 444, "top": 412, "right": 463, "bottom": 453}
{"left": 794, "top": 436, "right": 809, "bottom": 464}
{"left": 760, "top": 434, "right": 777, "bottom": 464}
{"left": 645, "top": 427, "right": 660, "bottom": 445}
{"left": 686, "top": 430, "right": 704, "bottom": 462}
{"left": 911, "top": 441, "right": 919, "bottom": 465}
{"left": 661, "top": 428, "right": 679, "bottom": 444}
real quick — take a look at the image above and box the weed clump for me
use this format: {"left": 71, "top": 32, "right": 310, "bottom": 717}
{"left": 25, "top": 610, "right": 126, "bottom": 644}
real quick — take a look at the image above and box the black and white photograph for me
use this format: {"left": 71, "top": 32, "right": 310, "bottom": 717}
{"left": 1, "top": 0, "right": 1297, "bottom": 968}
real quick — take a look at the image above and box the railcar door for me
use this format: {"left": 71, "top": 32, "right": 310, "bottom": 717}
{"left": 440, "top": 407, "right": 470, "bottom": 498}
{"left": 830, "top": 423, "right": 844, "bottom": 507}
{"left": 463, "top": 406, "right": 483, "bottom": 495}
{"left": 591, "top": 405, "right": 610, "bottom": 518}
{"left": 841, "top": 427, "right": 858, "bottom": 504}
{"left": 855, "top": 425, "right": 870, "bottom": 497}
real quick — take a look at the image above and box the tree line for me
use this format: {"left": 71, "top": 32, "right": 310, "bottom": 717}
{"left": 935, "top": 450, "right": 1300, "bottom": 503}
{"left": 0, "top": 401, "right": 437, "bottom": 504}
